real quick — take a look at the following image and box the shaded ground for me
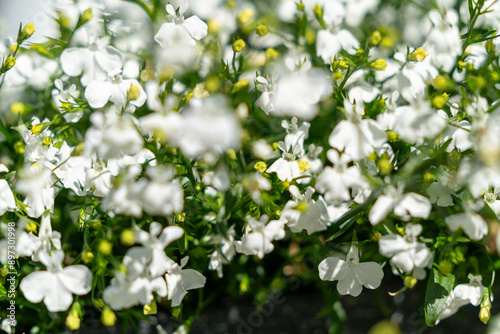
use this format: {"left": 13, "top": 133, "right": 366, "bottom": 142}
{"left": 71, "top": 284, "right": 490, "bottom": 334}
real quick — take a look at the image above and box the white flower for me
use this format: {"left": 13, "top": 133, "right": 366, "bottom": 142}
{"left": 51, "top": 79, "right": 82, "bottom": 123}
{"left": 101, "top": 165, "right": 145, "bottom": 217}
{"left": 282, "top": 117, "right": 310, "bottom": 157}
{"left": 270, "top": 67, "right": 331, "bottom": 120}
{"left": 378, "top": 223, "right": 433, "bottom": 275}
{"left": 85, "top": 74, "right": 147, "bottom": 111}
{"left": 393, "top": 101, "right": 447, "bottom": 146}
{"left": 0, "top": 220, "right": 37, "bottom": 263}
{"left": 154, "top": 1, "right": 208, "bottom": 49}
{"left": 60, "top": 27, "right": 123, "bottom": 86}
{"left": 252, "top": 139, "right": 274, "bottom": 160}
{"left": 30, "top": 212, "right": 62, "bottom": 262}
{"left": 266, "top": 141, "right": 302, "bottom": 182}
{"left": 0, "top": 165, "right": 16, "bottom": 215}
{"left": 206, "top": 227, "right": 236, "bottom": 278}
{"left": 427, "top": 181, "right": 454, "bottom": 207}
{"left": 130, "top": 222, "right": 185, "bottom": 277}
{"left": 103, "top": 271, "right": 167, "bottom": 311}
{"left": 20, "top": 250, "right": 92, "bottom": 312}
{"left": 84, "top": 110, "right": 144, "bottom": 160}
{"left": 141, "top": 166, "right": 184, "bottom": 217}
{"left": 242, "top": 173, "right": 271, "bottom": 205}
{"left": 444, "top": 207, "right": 488, "bottom": 241}
{"left": 315, "top": 150, "right": 366, "bottom": 204}
{"left": 329, "top": 100, "right": 387, "bottom": 161}
{"left": 16, "top": 165, "right": 55, "bottom": 219}
{"left": 438, "top": 274, "right": 488, "bottom": 322}
{"left": 319, "top": 244, "right": 384, "bottom": 297}
{"left": 165, "top": 256, "right": 206, "bottom": 307}
{"left": 316, "top": 29, "right": 359, "bottom": 64}
{"left": 369, "top": 184, "right": 432, "bottom": 226}
{"left": 176, "top": 96, "right": 242, "bottom": 163}
{"left": 234, "top": 215, "right": 285, "bottom": 259}
{"left": 281, "top": 185, "right": 331, "bottom": 235}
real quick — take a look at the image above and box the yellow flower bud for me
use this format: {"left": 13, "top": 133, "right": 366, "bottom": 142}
{"left": 266, "top": 48, "right": 278, "bottom": 61}
{"left": 140, "top": 69, "right": 155, "bottom": 82}
{"left": 10, "top": 102, "right": 27, "bottom": 114}
{"left": 432, "top": 93, "right": 449, "bottom": 109}
{"left": 297, "top": 160, "right": 310, "bottom": 173}
{"left": 438, "top": 261, "right": 453, "bottom": 275}
{"left": 370, "top": 59, "right": 387, "bottom": 71}
{"left": 81, "top": 251, "right": 94, "bottom": 264}
{"left": 369, "top": 31, "right": 382, "bottom": 46}
{"left": 81, "top": 9, "right": 93, "bottom": 24}
{"left": 305, "top": 28, "right": 316, "bottom": 44}
{"left": 404, "top": 276, "right": 417, "bottom": 289}
{"left": 256, "top": 24, "right": 269, "bottom": 36}
{"left": 120, "top": 229, "right": 136, "bottom": 246}
{"left": 14, "top": 141, "right": 25, "bottom": 154}
{"left": 337, "top": 60, "right": 349, "bottom": 70}
{"left": 98, "top": 240, "right": 112, "bottom": 255}
{"left": 387, "top": 130, "right": 399, "bottom": 142}
{"left": 205, "top": 76, "right": 221, "bottom": 93}
{"left": 127, "top": 84, "right": 141, "bottom": 101}
{"left": 31, "top": 123, "right": 46, "bottom": 135}
{"left": 227, "top": 149, "right": 237, "bottom": 160}
{"left": 233, "top": 39, "right": 246, "bottom": 52}
{"left": 377, "top": 158, "right": 392, "bottom": 175}
{"left": 61, "top": 102, "right": 73, "bottom": 110}
{"left": 238, "top": 9, "right": 255, "bottom": 26}
{"left": 313, "top": 4, "right": 323, "bottom": 20}
{"left": 42, "top": 137, "right": 52, "bottom": 146}
{"left": 297, "top": 2, "right": 305, "bottom": 11}
{"left": 66, "top": 308, "right": 81, "bottom": 330}
{"left": 20, "top": 23, "right": 36, "bottom": 42}
{"left": 409, "top": 47, "right": 429, "bottom": 62}
{"left": 232, "top": 79, "right": 249, "bottom": 93}
{"left": 101, "top": 307, "right": 117, "bottom": 327}
{"left": 26, "top": 222, "right": 38, "bottom": 233}
{"left": 207, "top": 18, "right": 221, "bottom": 34}
{"left": 144, "top": 299, "right": 157, "bottom": 315}
{"left": 1, "top": 56, "right": 16, "bottom": 73}
{"left": 254, "top": 161, "right": 267, "bottom": 173}
{"left": 1, "top": 266, "right": 9, "bottom": 276}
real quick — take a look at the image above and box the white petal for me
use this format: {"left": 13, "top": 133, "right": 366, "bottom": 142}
{"left": 158, "top": 226, "right": 185, "bottom": 248}
{"left": 337, "top": 269, "right": 362, "bottom": 297}
{"left": 59, "top": 265, "right": 92, "bottom": 295}
{"left": 355, "top": 262, "right": 384, "bottom": 289}
{"left": 43, "top": 274, "right": 74, "bottom": 312}
{"left": 95, "top": 46, "right": 123, "bottom": 76}
{"left": 60, "top": 48, "right": 88, "bottom": 76}
{"left": 20, "top": 271, "right": 50, "bottom": 304}
{"left": 318, "top": 257, "right": 347, "bottom": 281}
{"left": 369, "top": 194, "right": 396, "bottom": 225}
{"left": 85, "top": 81, "right": 113, "bottom": 108}
{"left": 183, "top": 16, "right": 208, "bottom": 40}
{"left": 378, "top": 234, "right": 407, "bottom": 257}
{"left": 394, "top": 193, "right": 432, "bottom": 220}
{"left": 180, "top": 269, "right": 206, "bottom": 290}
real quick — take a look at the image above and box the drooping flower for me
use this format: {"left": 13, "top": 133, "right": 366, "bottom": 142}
{"left": 165, "top": 256, "right": 206, "bottom": 307}
{"left": 319, "top": 243, "right": 384, "bottom": 297}
{"left": 444, "top": 204, "right": 488, "bottom": 241}
{"left": 20, "top": 250, "right": 92, "bottom": 312}
{"left": 437, "top": 274, "right": 489, "bottom": 323}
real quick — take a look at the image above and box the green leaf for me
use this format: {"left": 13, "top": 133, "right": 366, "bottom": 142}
{"left": 424, "top": 268, "right": 455, "bottom": 326}
{"left": 0, "top": 282, "right": 6, "bottom": 297}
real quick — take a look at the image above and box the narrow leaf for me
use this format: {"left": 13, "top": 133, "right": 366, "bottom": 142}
{"left": 424, "top": 268, "right": 455, "bottom": 326}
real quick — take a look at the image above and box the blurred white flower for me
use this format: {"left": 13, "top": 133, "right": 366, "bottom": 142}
{"left": 234, "top": 215, "right": 285, "bottom": 259}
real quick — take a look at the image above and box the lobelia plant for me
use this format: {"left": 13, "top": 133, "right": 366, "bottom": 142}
{"left": 2, "top": 0, "right": 500, "bottom": 333}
